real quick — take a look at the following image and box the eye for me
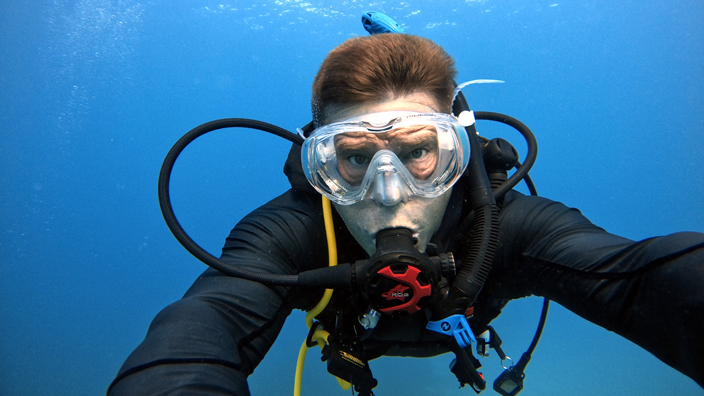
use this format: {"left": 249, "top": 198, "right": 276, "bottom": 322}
{"left": 348, "top": 154, "right": 368, "bottom": 166}
{"left": 409, "top": 148, "right": 428, "bottom": 159}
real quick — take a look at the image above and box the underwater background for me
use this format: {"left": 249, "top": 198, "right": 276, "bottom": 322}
{"left": 1, "top": 1, "right": 703, "bottom": 395}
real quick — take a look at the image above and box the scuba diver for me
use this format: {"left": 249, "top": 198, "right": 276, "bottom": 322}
{"left": 108, "top": 15, "right": 704, "bottom": 396}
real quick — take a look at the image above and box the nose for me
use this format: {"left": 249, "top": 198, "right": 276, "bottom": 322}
{"left": 369, "top": 166, "right": 408, "bottom": 206}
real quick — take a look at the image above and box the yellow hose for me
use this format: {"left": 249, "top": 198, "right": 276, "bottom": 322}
{"left": 293, "top": 196, "right": 350, "bottom": 395}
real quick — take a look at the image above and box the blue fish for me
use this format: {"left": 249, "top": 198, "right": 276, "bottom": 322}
{"left": 361, "top": 12, "right": 404, "bottom": 35}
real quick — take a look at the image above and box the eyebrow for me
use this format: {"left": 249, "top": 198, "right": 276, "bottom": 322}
{"left": 334, "top": 134, "right": 382, "bottom": 152}
{"left": 335, "top": 126, "right": 437, "bottom": 152}
{"left": 391, "top": 127, "right": 437, "bottom": 147}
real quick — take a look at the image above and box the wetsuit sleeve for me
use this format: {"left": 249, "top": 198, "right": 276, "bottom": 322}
{"left": 483, "top": 193, "right": 704, "bottom": 387}
{"left": 108, "top": 189, "right": 328, "bottom": 395}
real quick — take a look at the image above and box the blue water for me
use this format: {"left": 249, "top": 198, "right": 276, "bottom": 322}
{"left": 1, "top": 1, "right": 703, "bottom": 395}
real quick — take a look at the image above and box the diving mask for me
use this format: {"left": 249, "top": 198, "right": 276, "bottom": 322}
{"left": 302, "top": 112, "right": 471, "bottom": 206}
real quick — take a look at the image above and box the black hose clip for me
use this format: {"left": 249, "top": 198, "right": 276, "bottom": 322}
{"left": 305, "top": 321, "right": 320, "bottom": 348}
{"left": 448, "top": 338, "right": 486, "bottom": 393}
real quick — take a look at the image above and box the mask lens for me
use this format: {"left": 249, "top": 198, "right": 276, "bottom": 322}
{"left": 302, "top": 112, "right": 470, "bottom": 205}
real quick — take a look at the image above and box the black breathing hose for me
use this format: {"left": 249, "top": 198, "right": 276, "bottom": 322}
{"left": 158, "top": 118, "right": 304, "bottom": 286}
{"left": 474, "top": 112, "right": 538, "bottom": 199}
{"left": 439, "top": 93, "right": 502, "bottom": 317}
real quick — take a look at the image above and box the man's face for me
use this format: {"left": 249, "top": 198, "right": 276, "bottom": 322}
{"left": 326, "top": 94, "right": 454, "bottom": 255}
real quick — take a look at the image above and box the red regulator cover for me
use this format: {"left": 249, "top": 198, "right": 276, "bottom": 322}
{"left": 373, "top": 265, "right": 432, "bottom": 314}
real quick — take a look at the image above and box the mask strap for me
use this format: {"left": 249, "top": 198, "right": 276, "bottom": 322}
{"left": 297, "top": 121, "right": 316, "bottom": 140}
{"left": 451, "top": 79, "right": 505, "bottom": 108}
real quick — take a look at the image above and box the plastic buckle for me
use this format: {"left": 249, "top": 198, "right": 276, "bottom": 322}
{"left": 426, "top": 314, "right": 477, "bottom": 348}
{"left": 321, "top": 341, "right": 377, "bottom": 396}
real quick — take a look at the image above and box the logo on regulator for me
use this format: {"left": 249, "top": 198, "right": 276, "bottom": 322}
{"left": 381, "top": 284, "right": 410, "bottom": 302}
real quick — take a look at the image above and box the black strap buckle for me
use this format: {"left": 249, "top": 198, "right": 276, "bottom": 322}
{"left": 321, "top": 335, "right": 377, "bottom": 396}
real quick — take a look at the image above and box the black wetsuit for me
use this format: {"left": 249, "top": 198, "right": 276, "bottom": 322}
{"left": 109, "top": 146, "right": 704, "bottom": 394}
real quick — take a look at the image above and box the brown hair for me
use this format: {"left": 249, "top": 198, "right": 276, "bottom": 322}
{"left": 311, "top": 34, "right": 457, "bottom": 126}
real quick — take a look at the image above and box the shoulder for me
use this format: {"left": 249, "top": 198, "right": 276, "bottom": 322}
{"left": 498, "top": 190, "right": 634, "bottom": 260}
{"left": 234, "top": 189, "right": 324, "bottom": 236}
{"left": 500, "top": 191, "right": 607, "bottom": 238}
{"left": 223, "top": 189, "right": 328, "bottom": 273}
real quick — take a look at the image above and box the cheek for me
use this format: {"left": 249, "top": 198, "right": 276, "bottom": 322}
{"left": 336, "top": 158, "right": 369, "bottom": 186}
{"left": 408, "top": 154, "right": 438, "bottom": 180}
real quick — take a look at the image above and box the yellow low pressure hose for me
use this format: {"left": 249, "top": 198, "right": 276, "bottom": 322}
{"left": 293, "top": 196, "right": 351, "bottom": 396}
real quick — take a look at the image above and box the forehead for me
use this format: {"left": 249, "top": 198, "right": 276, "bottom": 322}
{"left": 325, "top": 94, "right": 440, "bottom": 124}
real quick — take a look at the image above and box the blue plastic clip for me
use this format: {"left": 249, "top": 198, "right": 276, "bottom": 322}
{"left": 426, "top": 314, "right": 477, "bottom": 348}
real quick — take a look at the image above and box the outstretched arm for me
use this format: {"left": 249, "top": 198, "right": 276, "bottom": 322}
{"left": 486, "top": 193, "right": 704, "bottom": 387}
{"left": 108, "top": 190, "right": 328, "bottom": 395}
